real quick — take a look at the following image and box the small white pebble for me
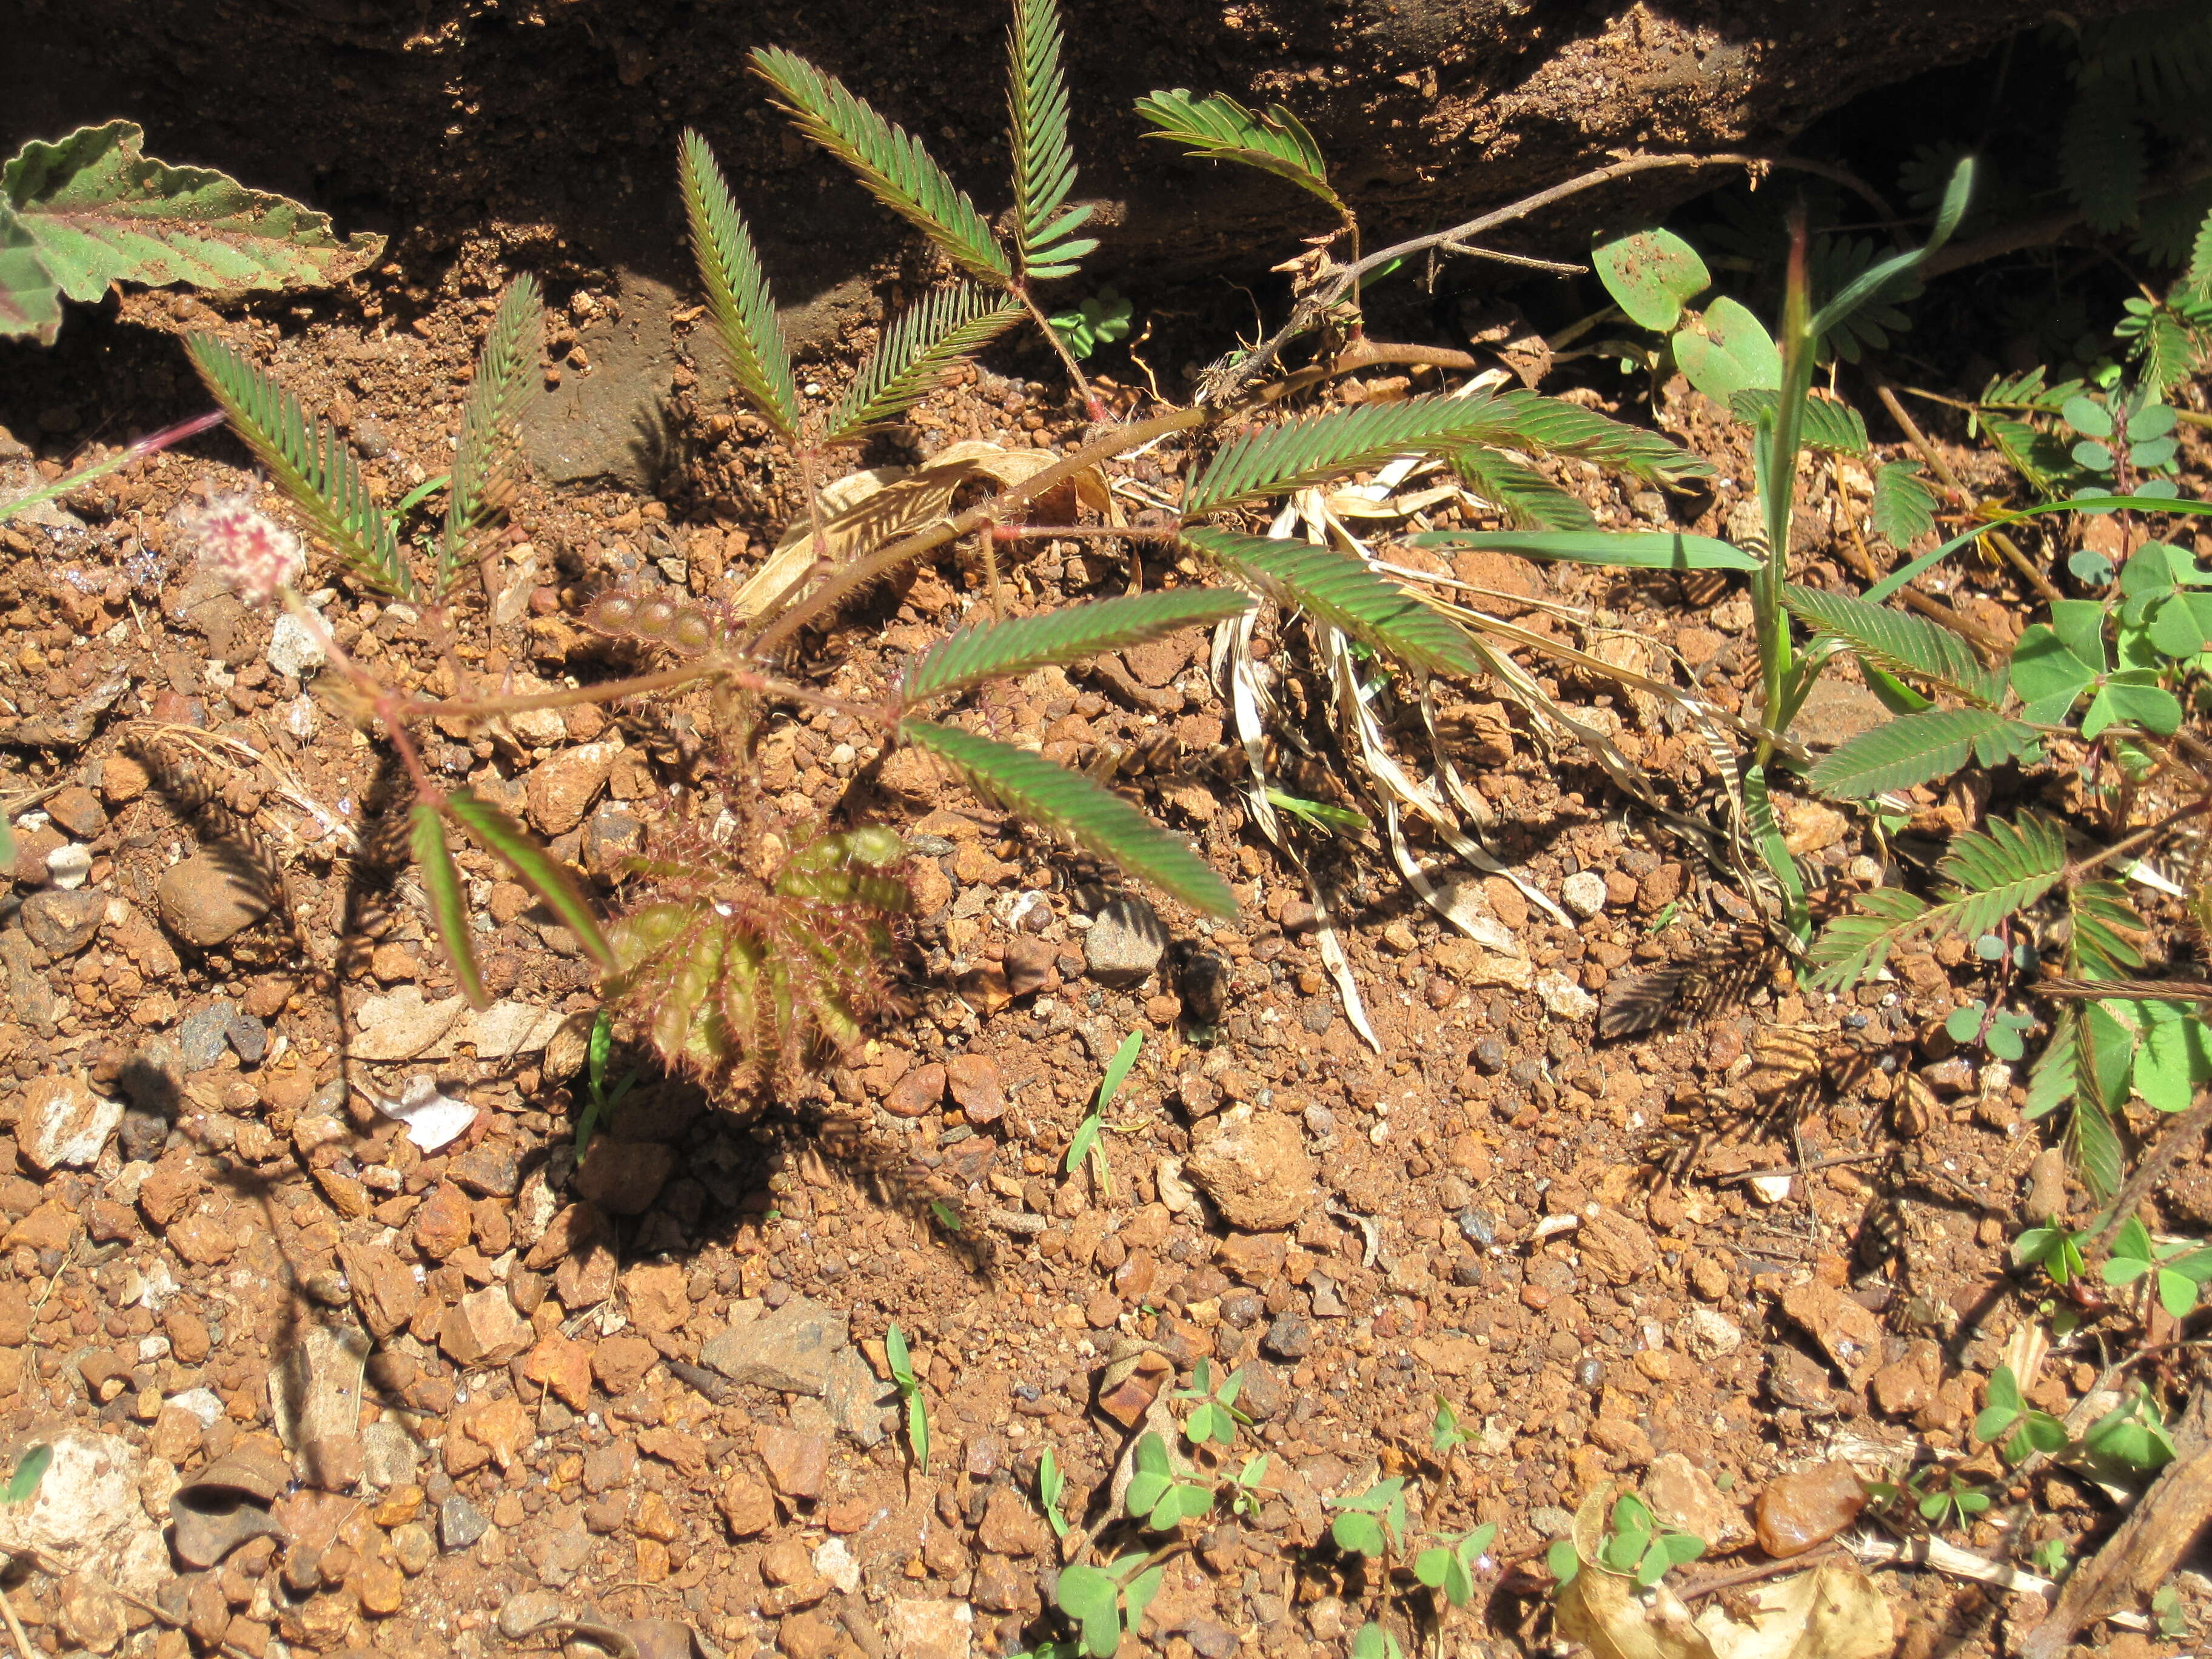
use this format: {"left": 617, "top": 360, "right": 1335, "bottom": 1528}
{"left": 1560, "top": 870, "right": 1609, "bottom": 919}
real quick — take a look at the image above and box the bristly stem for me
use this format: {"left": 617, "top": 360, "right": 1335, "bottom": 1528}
{"left": 1015, "top": 282, "right": 1105, "bottom": 421}
{"left": 748, "top": 403, "right": 1208, "bottom": 657}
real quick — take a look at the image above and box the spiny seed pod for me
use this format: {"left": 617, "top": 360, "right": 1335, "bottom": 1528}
{"left": 584, "top": 585, "right": 726, "bottom": 657}
{"left": 602, "top": 826, "right": 914, "bottom": 1090}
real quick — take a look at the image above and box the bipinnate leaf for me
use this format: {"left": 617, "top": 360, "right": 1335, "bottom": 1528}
{"left": 2185, "top": 203, "right": 2212, "bottom": 303}
{"left": 828, "top": 282, "right": 1022, "bottom": 439}
{"left": 186, "top": 331, "right": 413, "bottom": 599}
{"left": 1183, "top": 525, "right": 1486, "bottom": 682}
{"left": 1592, "top": 227, "right": 1709, "bottom": 331}
{"left": 903, "top": 590, "right": 1250, "bottom": 704}
{"left": 1447, "top": 449, "right": 1594, "bottom": 531}
{"left": 0, "top": 121, "right": 381, "bottom": 342}
{"left": 751, "top": 48, "right": 1011, "bottom": 283}
{"left": 442, "top": 274, "right": 542, "bottom": 589}
{"left": 679, "top": 130, "right": 802, "bottom": 441}
{"left": 1462, "top": 390, "right": 1715, "bottom": 488}
{"left": 1416, "top": 529, "right": 1756, "bottom": 572}
{"left": 1187, "top": 395, "right": 1554, "bottom": 514}
{"left": 1134, "top": 89, "right": 1339, "bottom": 210}
{"left": 412, "top": 805, "right": 486, "bottom": 1010}
{"left": 1781, "top": 584, "right": 2003, "bottom": 705}
{"left": 899, "top": 718, "right": 1236, "bottom": 917}
{"left": 441, "top": 787, "right": 617, "bottom": 968}
{"left": 1730, "top": 389, "right": 1870, "bottom": 455}
{"left": 1806, "top": 887, "right": 1931, "bottom": 990}
{"left": 1871, "top": 459, "right": 1939, "bottom": 547}
{"left": 1936, "top": 813, "right": 2067, "bottom": 941}
{"left": 1806, "top": 708, "right": 2035, "bottom": 798}
{"left": 1008, "top": 0, "right": 1095, "bottom": 280}
{"left": 2061, "top": 91, "right": 2143, "bottom": 233}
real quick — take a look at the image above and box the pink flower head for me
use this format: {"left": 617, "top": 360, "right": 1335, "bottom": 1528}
{"left": 176, "top": 489, "right": 304, "bottom": 605}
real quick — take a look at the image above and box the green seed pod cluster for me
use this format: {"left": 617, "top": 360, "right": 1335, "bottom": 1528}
{"left": 585, "top": 585, "right": 725, "bottom": 655}
{"left": 602, "top": 825, "right": 913, "bottom": 1089}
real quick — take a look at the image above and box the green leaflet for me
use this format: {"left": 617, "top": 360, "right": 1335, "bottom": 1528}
{"left": 829, "top": 283, "right": 1023, "bottom": 438}
{"left": 441, "top": 788, "right": 617, "bottom": 969}
{"left": 1591, "top": 228, "right": 1709, "bottom": 331}
{"left": 412, "top": 805, "right": 486, "bottom": 1011}
{"left": 1805, "top": 888, "right": 1930, "bottom": 990}
{"left": 0, "top": 121, "right": 381, "bottom": 345}
{"left": 679, "top": 130, "right": 803, "bottom": 441}
{"left": 2061, "top": 88, "right": 2145, "bottom": 232}
{"left": 1447, "top": 449, "right": 1594, "bottom": 531}
{"left": 1935, "top": 813, "right": 2068, "bottom": 940}
{"left": 1781, "top": 584, "right": 2003, "bottom": 705}
{"left": 1187, "top": 397, "right": 1503, "bottom": 512}
{"left": 1729, "top": 389, "right": 1871, "bottom": 455}
{"left": 186, "top": 332, "right": 412, "bottom": 600}
{"left": 1870, "top": 460, "right": 1940, "bottom": 548}
{"left": 751, "top": 48, "right": 1011, "bottom": 283}
{"left": 1468, "top": 390, "right": 1714, "bottom": 487}
{"left": 2, "top": 1444, "right": 50, "bottom": 1507}
{"left": 441, "top": 275, "right": 542, "bottom": 596}
{"left": 902, "top": 591, "right": 1250, "bottom": 704}
{"left": 1134, "top": 89, "right": 1338, "bottom": 211}
{"left": 1807, "top": 708, "right": 2039, "bottom": 799}
{"left": 1183, "top": 525, "right": 1486, "bottom": 682}
{"left": 1007, "top": 0, "right": 1094, "bottom": 280}
{"left": 1415, "top": 529, "right": 1757, "bottom": 572}
{"left": 1672, "top": 295, "right": 1781, "bottom": 404}
{"left": 899, "top": 718, "right": 1237, "bottom": 917}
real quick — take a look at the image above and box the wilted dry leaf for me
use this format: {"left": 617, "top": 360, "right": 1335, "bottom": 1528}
{"left": 1694, "top": 1566, "right": 1895, "bottom": 1659}
{"left": 1557, "top": 1569, "right": 1720, "bottom": 1659}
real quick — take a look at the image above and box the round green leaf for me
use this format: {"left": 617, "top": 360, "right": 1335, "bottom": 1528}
{"left": 2061, "top": 395, "right": 2113, "bottom": 440}
{"left": 1593, "top": 228, "right": 1711, "bottom": 331}
{"left": 1671, "top": 295, "right": 1780, "bottom": 402}
{"left": 2129, "top": 435, "right": 2179, "bottom": 471}
{"left": 2071, "top": 439, "right": 2115, "bottom": 472}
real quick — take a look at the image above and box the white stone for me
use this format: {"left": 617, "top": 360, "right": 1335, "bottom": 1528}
{"left": 813, "top": 1536, "right": 862, "bottom": 1594}
{"left": 267, "top": 611, "right": 329, "bottom": 679}
{"left": 1560, "top": 870, "right": 1609, "bottom": 919}
{"left": 168, "top": 1387, "right": 225, "bottom": 1426}
{"left": 886, "top": 1600, "right": 973, "bottom": 1659}
{"left": 0, "top": 1430, "right": 168, "bottom": 1597}
{"left": 1534, "top": 969, "right": 1597, "bottom": 1022}
{"left": 45, "top": 843, "right": 92, "bottom": 890}
{"left": 1680, "top": 1306, "right": 1744, "bottom": 1359}
{"left": 18, "top": 1076, "right": 122, "bottom": 1170}
{"left": 371, "top": 1074, "right": 476, "bottom": 1153}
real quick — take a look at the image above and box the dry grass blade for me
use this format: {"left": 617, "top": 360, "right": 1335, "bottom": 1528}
{"left": 411, "top": 803, "right": 486, "bottom": 1010}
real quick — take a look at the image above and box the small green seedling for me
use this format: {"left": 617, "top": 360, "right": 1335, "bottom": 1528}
{"left": 2080, "top": 1384, "right": 2177, "bottom": 1476}
{"left": 1592, "top": 1493, "right": 1704, "bottom": 1588}
{"left": 1175, "top": 1359, "right": 1250, "bottom": 1447}
{"left": 2, "top": 1444, "right": 50, "bottom": 1506}
{"left": 2014, "top": 1223, "right": 2091, "bottom": 1288}
{"left": 885, "top": 1322, "right": 928, "bottom": 1474}
{"left": 1415, "top": 1523, "right": 1497, "bottom": 1609}
{"left": 1430, "top": 1397, "right": 1468, "bottom": 1458}
{"left": 1067, "top": 1030, "right": 1142, "bottom": 1197}
{"left": 1915, "top": 1469, "right": 1992, "bottom": 1530}
{"left": 1329, "top": 1476, "right": 1408, "bottom": 1559}
{"left": 1228, "top": 1453, "right": 1270, "bottom": 1520}
{"left": 1039, "top": 1446, "right": 1070, "bottom": 1538}
{"left": 2152, "top": 1583, "right": 2188, "bottom": 1640}
{"left": 1974, "top": 1366, "right": 2070, "bottom": 1463}
{"left": 1050, "top": 286, "right": 1133, "bottom": 358}
{"left": 1349, "top": 1624, "right": 1406, "bottom": 1659}
{"left": 1264, "top": 788, "right": 1370, "bottom": 834}
{"left": 1054, "top": 1551, "right": 1164, "bottom": 1658}
{"left": 575, "top": 1009, "right": 639, "bottom": 1157}
{"left": 1945, "top": 1000, "right": 2036, "bottom": 1062}
{"left": 2103, "top": 1216, "right": 2212, "bottom": 1319}
{"left": 2033, "top": 1537, "right": 2070, "bottom": 1578}
{"left": 1125, "top": 1430, "right": 1216, "bottom": 1530}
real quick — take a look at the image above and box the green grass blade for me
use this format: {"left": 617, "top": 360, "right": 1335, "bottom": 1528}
{"left": 1782, "top": 584, "right": 2002, "bottom": 705}
{"left": 186, "top": 330, "right": 412, "bottom": 599}
{"left": 751, "top": 48, "right": 1010, "bottom": 283}
{"left": 828, "top": 282, "right": 1022, "bottom": 440}
{"left": 899, "top": 718, "right": 1236, "bottom": 916}
{"left": 1185, "top": 525, "right": 1486, "bottom": 681}
{"left": 441, "top": 274, "right": 542, "bottom": 595}
{"left": 441, "top": 786, "right": 616, "bottom": 968}
{"left": 1008, "top": 0, "right": 1094, "bottom": 278}
{"left": 679, "top": 130, "right": 802, "bottom": 441}
{"left": 903, "top": 590, "right": 1249, "bottom": 704}
{"left": 412, "top": 803, "right": 487, "bottom": 1010}
{"left": 1134, "top": 89, "right": 1338, "bottom": 210}
{"left": 1098, "top": 1029, "right": 1142, "bottom": 1107}
{"left": 1413, "top": 529, "right": 1756, "bottom": 571}
{"left": 2, "top": 1444, "right": 50, "bottom": 1506}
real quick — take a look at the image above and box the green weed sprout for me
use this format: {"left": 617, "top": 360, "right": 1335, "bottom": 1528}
{"left": 1054, "top": 1552, "right": 1163, "bottom": 1658}
{"left": 1974, "top": 1365, "right": 2070, "bottom": 1462}
{"left": 1329, "top": 1476, "right": 1408, "bottom": 1559}
{"left": 1039, "top": 1446, "right": 1070, "bottom": 1538}
{"left": 1430, "top": 1397, "right": 1468, "bottom": 1458}
{"left": 2103, "top": 1216, "right": 2212, "bottom": 1319}
{"left": 1125, "top": 1430, "right": 1215, "bottom": 1530}
{"left": 1414, "top": 1523, "right": 1496, "bottom": 1609}
{"left": 2014, "top": 1223, "right": 2090, "bottom": 1288}
{"left": 885, "top": 1322, "right": 929, "bottom": 1473}
{"left": 1067, "top": 1029, "right": 1142, "bottom": 1195}
{"left": 1050, "top": 286, "right": 1133, "bottom": 358}
{"left": 1175, "top": 1359, "right": 1249, "bottom": 1446}
{"left": 575, "top": 1008, "right": 638, "bottom": 1157}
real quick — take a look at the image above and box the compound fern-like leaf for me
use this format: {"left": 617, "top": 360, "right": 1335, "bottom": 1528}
{"left": 1936, "top": 813, "right": 2068, "bottom": 941}
{"left": 828, "top": 283, "right": 1023, "bottom": 439}
{"left": 752, "top": 48, "right": 1011, "bottom": 283}
{"left": 1729, "top": 389, "right": 1870, "bottom": 455}
{"left": 2186, "top": 203, "right": 2212, "bottom": 303}
{"left": 442, "top": 787, "right": 616, "bottom": 970}
{"left": 2060, "top": 89, "right": 2145, "bottom": 232}
{"left": 1449, "top": 448, "right": 1595, "bottom": 531}
{"left": 1008, "top": 0, "right": 1094, "bottom": 281}
{"left": 412, "top": 804, "right": 486, "bottom": 1011}
{"left": 1183, "top": 525, "right": 1485, "bottom": 682}
{"left": 1462, "top": 390, "right": 1714, "bottom": 488}
{"left": 679, "top": 130, "right": 802, "bottom": 441}
{"left": 1782, "top": 584, "right": 2003, "bottom": 705}
{"left": 899, "top": 717, "right": 1236, "bottom": 916}
{"left": 1805, "top": 888, "right": 1931, "bottom": 990}
{"left": 903, "top": 591, "right": 1250, "bottom": 705}
{"left": 441, "top": 274, "right": 542, "bottom": 595}
{"left": 1134, "top": 89, "right": 1339, "bottom": 212}
{"left": 1806, "top": 708, "right": 2033, "bottom": 798}
{"left": 1187, "top": 397, "right": 1530, "bottom": 514}
{"left": 186, "top": 331, "right": 412, "bottom": 600}
{"left": 1869, "top": 459, "right": 1939, "bottom": 547}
